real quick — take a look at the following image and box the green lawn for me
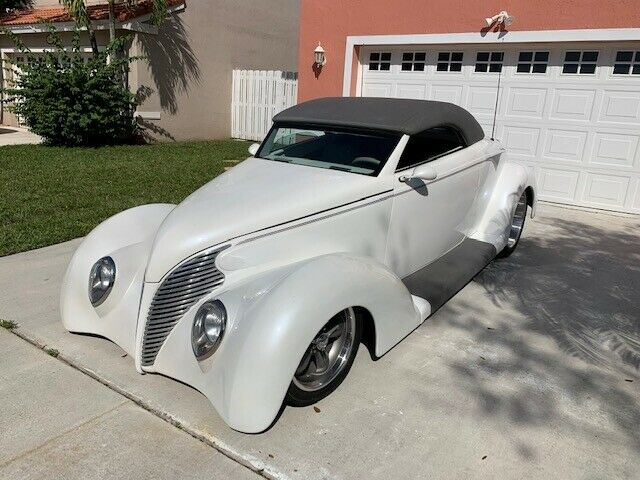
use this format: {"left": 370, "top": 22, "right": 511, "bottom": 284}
{"left": 0, "top": 140, "right": 250, "bottom": 257}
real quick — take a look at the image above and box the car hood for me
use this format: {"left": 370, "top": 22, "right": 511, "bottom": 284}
{"left": 144, "top": 158, "right": 389, "bottom": 282}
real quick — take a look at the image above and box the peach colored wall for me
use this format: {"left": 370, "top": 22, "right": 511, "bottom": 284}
{"left": 298, "top": 0, "right": 640, "bottom": 101}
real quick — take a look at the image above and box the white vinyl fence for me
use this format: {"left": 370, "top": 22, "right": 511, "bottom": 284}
{"left": 231, "top": 70, "right": 298, "bottom": 141}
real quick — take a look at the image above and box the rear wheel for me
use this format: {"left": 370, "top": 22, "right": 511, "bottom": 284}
{"left": 499, "top": 191, "right": 528, "bottom": 258}
{"left": 286, "top": 307, "right": 362, "bottom": 407}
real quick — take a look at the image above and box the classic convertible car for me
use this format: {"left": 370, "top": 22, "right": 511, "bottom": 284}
{"left": 61, "top": 97, "right": 535, "bottom": 433}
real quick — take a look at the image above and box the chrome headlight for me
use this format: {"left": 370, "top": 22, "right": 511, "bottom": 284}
{"left": 192, "top": 300, "right": 226, "bottom": 360}
{"left": 88, "top": 257, "right": 116, "bottom": 307}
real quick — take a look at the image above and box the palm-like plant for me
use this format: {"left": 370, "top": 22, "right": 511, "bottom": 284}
{"left": 58, "top": 0, "right": 99, "bottom": 55}
{"left": 107, "top": 0, "right": 168, "bottom": 42}
{"left": 59, "top": 0, "right": 169, "bottom": 56}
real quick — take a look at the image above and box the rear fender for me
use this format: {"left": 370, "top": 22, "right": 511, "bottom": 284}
{"left": 470, "top": 160, "right": 536, "bottom": 251}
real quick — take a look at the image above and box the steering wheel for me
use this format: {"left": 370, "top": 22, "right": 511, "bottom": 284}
{"left": 352, "top": 157, "right": 381, "bottom": 170}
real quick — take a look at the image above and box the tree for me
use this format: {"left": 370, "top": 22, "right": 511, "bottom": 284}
{"left": 58, "top": 0, "right": 168, "bottom": 49}
{"left": 58, "top": 0, "right": 100, "bottom": 56}
{"left": 108, "top": 1, "right": 169, "bottom": 42}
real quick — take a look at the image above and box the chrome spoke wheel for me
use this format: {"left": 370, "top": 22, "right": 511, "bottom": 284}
{"left": 507, "top": 193, "right": 527, "bottom": 248}
{"left": 292, "top": 307, "right": 357, "bottom": 392}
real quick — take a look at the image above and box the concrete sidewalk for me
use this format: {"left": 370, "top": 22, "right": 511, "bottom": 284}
{"left": 0, "top": 127, "right": 41, "bottom": 146}
{"left": 0, "top": 204, "right": 639, "bottom": 479}
{"left": 0, "top": 328, "right": 258, "bottom": 479}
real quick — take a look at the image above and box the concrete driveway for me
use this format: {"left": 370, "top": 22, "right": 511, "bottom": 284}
{"left": 0, "top": 204, "right": 638, "bottom": 479}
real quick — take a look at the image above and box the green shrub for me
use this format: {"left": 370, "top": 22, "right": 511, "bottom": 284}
{"left": 2, "top": 28, "right": 140, "bottom": 146}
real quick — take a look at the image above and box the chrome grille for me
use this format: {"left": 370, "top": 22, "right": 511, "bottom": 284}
{"left": 141, "top": 246, "right": 228, "bottom": 366}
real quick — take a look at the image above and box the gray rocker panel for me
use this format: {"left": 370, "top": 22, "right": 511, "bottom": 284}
{"left": 402, "top": 238, "right": 497, "bottom": 313}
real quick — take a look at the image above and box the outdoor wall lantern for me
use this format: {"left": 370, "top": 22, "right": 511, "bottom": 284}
{"left": 314, "top": 42, "right": 327, "bottom": 67}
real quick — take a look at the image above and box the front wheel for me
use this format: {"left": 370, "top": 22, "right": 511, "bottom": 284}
{"left": 498, "top": 191, "right": 528, "bottom": 258}
{"left": 285, "top": 307, "right": 362, "bottom": 407}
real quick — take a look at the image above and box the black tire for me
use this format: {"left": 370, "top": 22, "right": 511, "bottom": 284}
{"left": 498, "top": 191, "right": 528, "bottom": 258}
{"left": 286, "top": 308, "right": 362, "bottom": 407}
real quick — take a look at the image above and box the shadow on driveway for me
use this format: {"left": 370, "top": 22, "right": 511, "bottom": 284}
{"left": 435, "top": 211, "right": 640, "bottom": 455}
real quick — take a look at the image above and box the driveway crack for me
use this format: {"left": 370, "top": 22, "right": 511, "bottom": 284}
{"left": 5, "top": 326, "right": 284, "bottom": 480}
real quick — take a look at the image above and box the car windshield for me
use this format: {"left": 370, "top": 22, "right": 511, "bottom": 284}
{"left": 257, "top": 124, "right": 401, "bottom": 176}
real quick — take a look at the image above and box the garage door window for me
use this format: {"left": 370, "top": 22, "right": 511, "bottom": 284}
{"left": 613, "top": 51, "right": 640, "bottom": 75}
{"left": 396, "top": 127, "right": 466, "bottom": 171}
{"left": 563, "top": 51, "right": 598, "bottom": 74}
{"left": 368, "top": 52, "right": 391, "bottom": 71}
{"left": 401, "top": 52, "right": 426, "bottom": 71}
{"left": 475, "top": 52, "right": 503, "bottom": 73}
{"left": 436, "top": 52, "right": 463, "bottom": 72}
{"left": 517, "top": 51, "right": 549, "bottom": 74}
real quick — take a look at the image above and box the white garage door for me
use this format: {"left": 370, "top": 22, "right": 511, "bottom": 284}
{"left": 359, "top": 43, "right": 640, "bottom": 214}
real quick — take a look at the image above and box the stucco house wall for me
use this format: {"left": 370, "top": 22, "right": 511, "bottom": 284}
{"left": 133, "top": 1, "right": 300, "bottom": 140}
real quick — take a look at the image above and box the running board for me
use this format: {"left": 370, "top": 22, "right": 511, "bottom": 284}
{"left": 402, "top": 238, "right": 497, "bottom": 316}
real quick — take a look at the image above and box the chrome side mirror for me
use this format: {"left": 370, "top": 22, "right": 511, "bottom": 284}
{"left": 399, "top": 164, "right": 438, "bottom": 183}
{"left": 248, "top": 143, "right": 260, "bottom": 156}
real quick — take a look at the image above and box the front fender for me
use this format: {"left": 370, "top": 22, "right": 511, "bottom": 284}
{"left": 154, "top": 253, "right": 420, "bottom": 433}
{"left": 60, "top": 203, "right": 175, "bottom": 356}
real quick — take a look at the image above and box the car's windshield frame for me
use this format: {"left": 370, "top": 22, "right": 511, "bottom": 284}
{"left": 256, "top": 122, "right": 402, "bottom": 177}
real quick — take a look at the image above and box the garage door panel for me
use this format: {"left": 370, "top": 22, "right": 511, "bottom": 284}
{"left": 589, "top": 132, "right": 639, "bottom": 169}
{"left": 631, "top": 180, "right": 640, "bottom": 212}
{"left": 502, "top": 126, "right": 541, "bottom": 159}
{"left": 550, "top": 89, "right": 596, "bottom": 121}
{"left": 543, "top": 129, "right": 588, "bottom": 164}
{"left": 537, "top": 167, "right": 580, "bottom": 203}
{"left": 396, "top": 83, "right": 427, "bottom": 99}
{"left": 429, "top": 84, "right": 463, "bottom": 104}
{"left": 361, "top": 83, "right": 393, "bottom": 98}
{"left": 466, "top": 86, "right": 498, "bottom": 115}
{"left": 582, "top": 172, "right": 630, "bottom": 208}
{"left": 479, "top": 123, "right": 495, "bottom": 137}
{"left": 599, "top": 91, "right": 640, "bottom": 124}
{"left": 505, "top": 87, "right": 547, "bottom": 119}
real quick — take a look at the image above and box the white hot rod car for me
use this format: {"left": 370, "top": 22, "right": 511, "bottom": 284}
{"left": 61, "top": 97, "right": 536, "bottom": 433}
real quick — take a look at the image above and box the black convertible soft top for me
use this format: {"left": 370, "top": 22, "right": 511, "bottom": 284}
{"left": 273, "top": 97, "right": 485, "bottom": 145}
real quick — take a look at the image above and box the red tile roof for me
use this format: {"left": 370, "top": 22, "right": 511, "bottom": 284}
{"left": 0, "top": 0, "right": 184, "bottom": 26}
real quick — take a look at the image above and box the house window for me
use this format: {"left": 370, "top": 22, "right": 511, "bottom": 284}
{"left": 563, "top": 51, "right": 598, "bottom": 74}
{"left": 401, "top": 52, "right": 426, "bottom": 71}
{"left": 475, "top": 52, "right": 503, "bottom": 73}
{"left": 613, "top": 51, "right": 640, "bottom": 75}
{"left": 437, "top": 52, "right": 463, "bottom": 72}
{"left": 517, "top": 51, "right": 549, "bottom": 74}
{"left": 396, "top": 127, "right": 466, "bottom": 171}
{"left": 369, "top": 52, "right": 391, "bottom": 71}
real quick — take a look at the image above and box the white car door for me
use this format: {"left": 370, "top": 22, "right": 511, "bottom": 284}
{"left": 385, "top": 127, "right": 481, "bottom": 279}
